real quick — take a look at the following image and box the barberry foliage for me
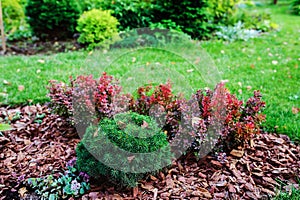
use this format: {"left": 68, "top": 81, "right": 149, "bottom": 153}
{"left": 49, "top": 73, "right": 265, "bottom": 152}
{"left": 48, "top": 73, "right": 128, "bottom": 133}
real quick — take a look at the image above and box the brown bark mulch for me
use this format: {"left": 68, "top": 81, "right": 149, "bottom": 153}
{"left": 0, "top": 104, "right": 299, "bottom": 199}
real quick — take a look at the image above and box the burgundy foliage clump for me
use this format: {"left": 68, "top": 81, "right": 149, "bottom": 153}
{"left": 49, "top": 73, "right": 266, "bottom": 152}
{"left": 48, "top": 73, "right": 129, "bottom": 131}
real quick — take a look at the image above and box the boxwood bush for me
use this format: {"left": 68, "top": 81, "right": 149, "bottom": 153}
{"left": 1, "top": 0, "right": 28, "bottom": 38}
{"left": 25, "top": 0, "right": 80, "bottom": 39}
{"left": 76, "top": 9, "right": 119, "bottom": 49}
{"left": 76, "top": 112, "right": 172, "bottom": 187}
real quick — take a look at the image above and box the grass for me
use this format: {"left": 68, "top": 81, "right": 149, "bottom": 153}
{"left": 274, "top": 178, "right": 300, "bottom": 200}
{"left": 0, "top": 4, "right": 299, "bottom": 141}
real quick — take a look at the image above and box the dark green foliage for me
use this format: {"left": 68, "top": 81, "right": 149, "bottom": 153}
{"left": 76, "top": 112, "right": 172, "bottom": 187}
{"left": 150, "top": 0, "right": 215, "bottom": 39}
{"left": 291, "top": 0, "right": 300, "bottom": 15}
{"left": 99, "top": 0, "right": 154, "bottom": 31}
{"left": 25, "top": 0, "right": 81, "bottom": 39}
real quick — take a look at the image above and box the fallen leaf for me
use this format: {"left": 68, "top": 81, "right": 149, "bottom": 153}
{"left": 117, "top": 121, "right": 126, "bottom": 129}
{"left": 18, "top": 85, "right": 25, "bottom": 91}
{"left": 230, "top": 149, "right": 244, "bottom": 158}
{"left": 141, "top": 121, "right": 149, "bottom": 129}
{"left": 18, "top": 187, "right": 27, "bottom": 198}
{"left": 3, "top": 80, "right": 10, "bottom": 85}
{"left": 292, "top": 107, "right": 299, "bottom": 114}
{"left": 141, "top": 183, "right": 154, "bottom": 191}
{"left": 88, "top": 192, "right": 99, "bottom": 200}
{"left": 37, "top": 59, "right": 45, "bottom": 64}
{"left": 127, "top": 155, "right": 135, "bottom": 163}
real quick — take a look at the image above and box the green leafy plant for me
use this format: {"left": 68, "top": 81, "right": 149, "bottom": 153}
{"left": 149, "top": 19, "right": 183, "bottom": 32}
{"left": 207, "top": 0, "right": 240, "bottom": 24}
{"left": 76, "top": 9, "right": 119, "bottom": 49}
{"left": 150, "top": 0, "right": 215, "bottom": 39}
{"left": 27, "top": 158, "right": 90, "bottom": 200}
{"left": 216, "top": 21, "right": 261, "bottom": 42}
{"left": 1, "top": 0, "right": 31, "bottom": 40}
{"left": 0, "top": 124, "right": 11, "bottom": 132}
{"left": 76, "top": 112, "right": 172, "bottom": 187}
{"left": 25, "top": 0, "right": 80, "bottom": 39}
{"left": 229, "top": 9, "right": 279, "bottom": 32}
{"left": 290, "top": 0, "right": 300, "bottom": 15}
{"left": 99, "top": 0, "right": 154, "bottom": 31}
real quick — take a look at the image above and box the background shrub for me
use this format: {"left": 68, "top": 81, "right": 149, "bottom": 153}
{"left": 229, "top": 10, "right": 278, "bottom": 32}
{"left": 76, "top": 112, "right": 172, "bottom": 187}
{"left": 1, "top": 0, "right": 31, "bottom": 41}
{"left": 290, "top": 0, "right": 300, "bottom": 15}
{"left": 99, "top": 0, "right": 154, "bottom": 31}
{"left": 216, "top": 21, "right": 261, "bottom": 42}
{"left": 150, "top": 0, "right": 215, "bottom": 39}
{"left": 25, "top": 0, "right": 80, "bottom": 39}
{"left": 207, "top": 0, "right": 240, "bottom": 25}
{"left": 76, "top": 9, "right": 119, "bottom": 49}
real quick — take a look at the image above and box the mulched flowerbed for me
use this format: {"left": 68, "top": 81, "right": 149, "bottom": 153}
{"left": 1, "top": 39, "right": 82, "bottom": 56}
{"left": 0, "top": 104, "right": 299, "bottom": 199}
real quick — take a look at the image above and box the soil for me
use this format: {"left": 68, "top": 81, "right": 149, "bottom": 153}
{"left": 0, "top": 104, "right": 299, "bottom": 199}
{"left": 0, "top": 39, "right": 83, "bottom": 56}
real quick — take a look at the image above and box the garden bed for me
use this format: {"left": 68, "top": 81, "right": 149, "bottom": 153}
{"left": 1, "top": 39, "right": 82, "bottom": 56}
{"left": 0, "top": 104, "right": 299, "bottom": 199}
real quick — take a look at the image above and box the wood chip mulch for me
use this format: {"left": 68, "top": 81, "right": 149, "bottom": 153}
{"left": 0, "top": 104, "right": 299, "bottom": 200}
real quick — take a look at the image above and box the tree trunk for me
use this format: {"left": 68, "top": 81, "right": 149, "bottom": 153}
{"left": 0, "top": 0, "right": 6, "bottom": 54}
{"left": 274, "top": 0, "right": 278, "bottom": 4}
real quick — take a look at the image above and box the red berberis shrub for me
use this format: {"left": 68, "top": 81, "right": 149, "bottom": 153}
{"left": 194, "top": 83, "right": 266, "bottom": 152}
{"left": 130, "top": 82, "right": 183, "bottom": 140}
{"left": 49, "top": 73, "right": 265, "bottom": 152}
{"left": 48, "top": 73, "right": 130, "bottom": 134}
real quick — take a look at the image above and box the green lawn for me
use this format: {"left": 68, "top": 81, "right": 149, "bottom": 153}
{"left": 0, "top": 4, "right": 299, "bottom": 141}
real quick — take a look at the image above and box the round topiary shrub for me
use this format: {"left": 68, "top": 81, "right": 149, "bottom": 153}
{"left": 2, "top": 0, "right": 25, "bottom": 34}
{"left": 76, "top": 112, "right": 172, "bottom": 187}
{"left": 76, "top": 9, "right": 119, "bottom": 49}
{"left": 25, "top": 0, "right": 80, "bottom": 39}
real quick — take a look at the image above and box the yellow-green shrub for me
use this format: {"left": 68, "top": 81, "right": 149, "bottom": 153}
{"left": 207, "top": 0, "right": 240, "bottom": 24}
{"left": 2, "top": 0, "right": 25, "bottom": 35}
{"left": 76, "top": 9, "right": 119, "bottom": 49}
